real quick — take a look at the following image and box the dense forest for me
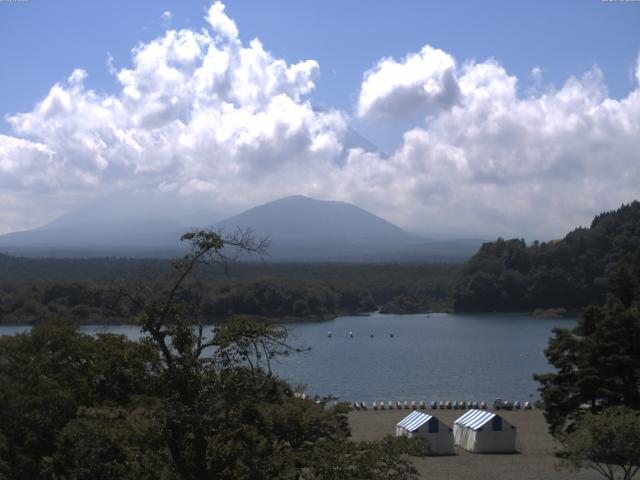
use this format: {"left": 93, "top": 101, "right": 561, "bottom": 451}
{"left": 0, "top": 257, "right": 456, "bottom": 324}
{"left": 453, "top": 201, "right": 640, "bottom": 312}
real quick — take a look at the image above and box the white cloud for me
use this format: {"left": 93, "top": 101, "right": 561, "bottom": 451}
{"left": 346, "top": 57, "right": 640, "bottom": 238}
{"left": 161, "top": 11, "right": 172, "bottom": 28}
{"left": 1, "top": 3, "right": 640, "bottom": 241}
{"left": 357, "top": 45, "right": 460, "bottom": 119}
{"left": 2, "top": 2, "right": 348, "bottom": 231}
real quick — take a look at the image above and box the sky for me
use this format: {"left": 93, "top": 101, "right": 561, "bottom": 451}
{"left": 0, "top": 0, "right": 639, "bottom": 239}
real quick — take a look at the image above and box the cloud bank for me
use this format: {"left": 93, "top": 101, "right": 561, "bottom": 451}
{"left": 1, "top": 1, "right": 639, "bottom": 239}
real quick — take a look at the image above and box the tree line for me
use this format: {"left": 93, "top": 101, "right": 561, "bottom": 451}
{"left": 0, "top": 260, "right": 457, "bottom": 324}
{"left": 453, "top": 201, "right": 640, "bottom": 312}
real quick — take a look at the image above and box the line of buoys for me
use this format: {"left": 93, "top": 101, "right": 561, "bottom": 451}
{"left": 328, "top": 332, "right": 395, "bottom": 338}
{"left": 350, "top": 398, "right": 537, "bottom": 411}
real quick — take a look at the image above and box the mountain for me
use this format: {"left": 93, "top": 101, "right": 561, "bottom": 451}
{"left": 217, "top": 195, "right": 413, "bottom": 242}
{"left": 215, "top": 195, "right": 479, "bottom": 261}
{"left": 0, "top": 194, "right": 480, "bottom": 261}
{"left": 0, "top": 190, "right": 222, "bottom": 257}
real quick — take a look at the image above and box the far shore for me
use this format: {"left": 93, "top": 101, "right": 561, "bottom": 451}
{"left": 1, "top": 308, "right": 580, "bottom": 328}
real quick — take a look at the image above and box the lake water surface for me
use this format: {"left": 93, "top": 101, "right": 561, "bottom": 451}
{"left": 0, "top": 313, "right": 575, "bottom": 403}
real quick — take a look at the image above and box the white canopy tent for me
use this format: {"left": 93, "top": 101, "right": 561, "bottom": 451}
{"left": 395, "top": 411, "right": 454, "bottom": 455}
{"left": 453, "top": 409, "right": 516, "bottom": 453}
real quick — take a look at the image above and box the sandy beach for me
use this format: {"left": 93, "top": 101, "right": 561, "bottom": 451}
{"left": 349, "top": 408, "right": 601, "bottom": 480}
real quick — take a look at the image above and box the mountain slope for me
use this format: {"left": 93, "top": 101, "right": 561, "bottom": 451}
{"left": 452, "top": 201, "right": 640, "bottom": 311}
{"left": 0, "top": 190, "right": 221, "bottom": 256}
{"left": 217, "top": 195, "right": 415, "bottom": 243}
{"left": 0, "top": 193, "right": 480, "bottom": 261}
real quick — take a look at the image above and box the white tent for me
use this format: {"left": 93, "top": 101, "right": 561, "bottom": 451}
{"left": 395, "top": 411, "right": 454, "bottom": 455}
{"left": 453, "top": 409, "right": 516, "bottom": 453}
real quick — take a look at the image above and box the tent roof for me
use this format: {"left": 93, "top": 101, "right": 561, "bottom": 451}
{"left": 397, "top": 411, "right": 433, "bottom": 432}
{"left": 454, "top": 409, "right": 498, "bottom": 431}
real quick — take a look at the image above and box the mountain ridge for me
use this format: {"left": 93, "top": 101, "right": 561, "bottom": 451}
{"left": 0, "top": 194, "right": 480, "bottom": 261}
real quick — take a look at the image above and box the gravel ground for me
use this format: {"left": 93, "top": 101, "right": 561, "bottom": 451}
{"left": 348, "top": 408, "right": 601, "bottom": 480}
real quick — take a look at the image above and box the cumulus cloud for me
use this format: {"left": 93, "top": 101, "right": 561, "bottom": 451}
{"left": 346, "top": 56, "right": 640, "bottom": 238}
{"left": 1, "top": 2, "right": 640, "bottom": 240}
{"left": 1, "top": 1, "right": 348, "bottom": 232}
{"left": 357, "top": 45, "right": 461, "bottom": 119}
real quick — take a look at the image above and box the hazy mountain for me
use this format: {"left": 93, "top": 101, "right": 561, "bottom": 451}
{"left": 0, "top": 193, "right": 481, "bottom": 261}
{"left": 0, "top": 190, "right": 222, "bottom": 257}
{"left": 217, "top": 195, "right": 413, "bottom": 242}
{"left": 215, "top": 196, "right": 479, "bottom": 262}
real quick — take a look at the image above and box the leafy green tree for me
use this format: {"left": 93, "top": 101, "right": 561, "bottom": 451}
{"left": 535, "top": 251, "right": 640, "bottom": 436}
{"left": 0, "top": 319, "right": 158, "bottom": 479}
{"left": 561, "top": 407, "right": 640, "bottom": 480}
{"left": 42, "top": 405, "right": 173, "bottom": 480}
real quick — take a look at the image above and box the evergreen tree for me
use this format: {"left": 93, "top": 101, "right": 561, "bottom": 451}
{"left": 535, "top": 250, "right": 640, "bottom": 436}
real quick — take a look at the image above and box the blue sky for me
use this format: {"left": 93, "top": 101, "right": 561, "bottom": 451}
{"left": 0, "top": 1, "right": 639, "bottom": 238}
{"left": 2, "top": 1, "right": 639, "bottom": 148}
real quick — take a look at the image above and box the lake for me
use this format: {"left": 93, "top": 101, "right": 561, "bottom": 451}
{"left": 0, "top": 313, "right": 574, "bottom": 403}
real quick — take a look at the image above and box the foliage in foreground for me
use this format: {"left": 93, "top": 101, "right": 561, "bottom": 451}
{"left": 0, "top": 230, "right": 421, "bottom": 480}
{"left": 534, "top": 252, "right": 640, "bottom": 435}
{"left": 561, "top": 407, "right": 640, "bottom": 480}
{"left": 535, "top": 249, "right": 640, "bottom": 436}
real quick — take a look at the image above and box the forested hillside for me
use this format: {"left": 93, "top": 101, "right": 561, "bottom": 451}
{"left": 453, "top": 201, "right": 640, "bottom": 312}
{"left": 0, "top": 258, "right": 456, "bottom": 324}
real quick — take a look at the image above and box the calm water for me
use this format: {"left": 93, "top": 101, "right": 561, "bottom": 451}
{"left": 0, "top": 313, "right": 575, "bottom": 402}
